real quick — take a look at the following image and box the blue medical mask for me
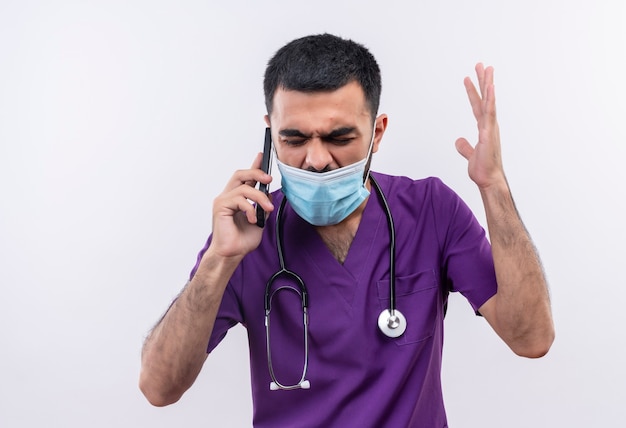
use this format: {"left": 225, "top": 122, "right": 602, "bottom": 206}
{"left": 276, "top": 128, "right": 375, "bottom": 226}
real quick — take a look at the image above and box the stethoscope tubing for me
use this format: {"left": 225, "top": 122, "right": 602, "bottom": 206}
{"left": 264, "top": 196, "right": 310, "bottom": 390}
{"left": 369, "top": 175, "right": 397, "bottom": 315}
{"left": 264, "top": 175, "right": 403, "bottom": 391}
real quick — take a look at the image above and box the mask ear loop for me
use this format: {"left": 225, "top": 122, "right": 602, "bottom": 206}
{"left": 363, "top": 123, "right": 377, "bottom": 178}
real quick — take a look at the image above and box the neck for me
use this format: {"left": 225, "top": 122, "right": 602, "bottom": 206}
{"left": 315, "top": 193, "right": 369, "bottom": 264}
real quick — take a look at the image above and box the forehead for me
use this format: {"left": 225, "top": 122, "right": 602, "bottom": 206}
{"left": 269, "top": 81, "right": 371, "bottom": 131}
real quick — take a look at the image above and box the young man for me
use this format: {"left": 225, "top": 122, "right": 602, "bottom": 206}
{"left": 140, "top": 34, "right": 554, "bottom": 427}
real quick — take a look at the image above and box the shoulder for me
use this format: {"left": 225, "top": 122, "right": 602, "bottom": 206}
{"left": 370, "top": 172, "right": 458, "bottom": 203}
{"left": 370, "top": 172, "right": 472, "bottom": 230}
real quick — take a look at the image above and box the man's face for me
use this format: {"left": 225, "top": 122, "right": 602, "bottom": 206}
{"left": 265, "top": 81, "right": 387, "bottom": 171}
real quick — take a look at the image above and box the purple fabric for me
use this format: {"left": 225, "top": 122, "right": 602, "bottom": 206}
{"left": 190, "top": 172, "right": 497, "bottom": 427}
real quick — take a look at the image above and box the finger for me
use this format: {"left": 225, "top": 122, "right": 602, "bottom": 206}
{"left": 224, "top": 169, "right": 261, "bottom": 192}
{"left": 464, "top": 76, "right": 483, "bottom": 122}
{"left": 455, "top": 137, "right": 474, "bottom": 160}
{"left": 242, "top": 190, "right": 274, "bottom": 224}
{"left": 224, "top": 154, "right": 271, "bottom": 191}
{"left": 242, "top": 152, "right": 266, "bottom": 188}
{"left": 242, "top": 152, "right": 265, "bottom": 187}
{"left": 236, "top": 182, "right": 275, "bottom": 213}
{"left": 475, "top": 62, "right": 486, "bottom": 97}
{"left": 482, "top": 65, "right": 495, "bottom": 109}
{"left": 485, "top": 82, "right": 497, "bottom": 121}
{"left": 484, "top": 69, "right": 496, "bottom": 115}
{"left": 241, "top": 197, "right": 260, "bottom": 225}
{"left": 483, "top": 65, "right": 494, "bottom": 88}
{"left": 215, "top": 186, "right": 274, "bottom": 223}
{"left": 225, "top": 195, "right": 264, "bottom": 226}
{"left": 235, "top": 196, "right": 258, "bottom": 224}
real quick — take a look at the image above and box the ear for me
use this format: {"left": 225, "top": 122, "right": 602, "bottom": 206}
{"left": 264, "top": 115, "right": 271, "bottom": 127}
{"left": 372, "top": 114, "right": 388, "bottom": 154}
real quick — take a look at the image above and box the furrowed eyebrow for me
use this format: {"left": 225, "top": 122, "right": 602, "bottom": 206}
{"left": 323, "top": 127, "right": 357, "bottom": 139}
{"left": 277, "top": 127, "right": 357, "bottom": 139}
{"left": 278, "top": 129, "right": 311, "bottom": 138}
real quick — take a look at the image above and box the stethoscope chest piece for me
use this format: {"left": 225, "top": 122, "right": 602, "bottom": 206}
{"left": 378, "top": 309, "right": 407, "bottom": 338}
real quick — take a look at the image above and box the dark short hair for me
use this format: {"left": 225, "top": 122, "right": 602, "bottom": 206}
{"left": 263, "top": 34, "right": 381, "bottom": 120}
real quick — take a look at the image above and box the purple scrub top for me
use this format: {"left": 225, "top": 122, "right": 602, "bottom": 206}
{"left": 190, "top": 172, "right": 497, "bottom": 427}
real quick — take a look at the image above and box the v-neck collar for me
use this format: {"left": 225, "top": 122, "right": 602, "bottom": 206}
{"left": 278, "top": 175, "right": 387, "bottom": 306}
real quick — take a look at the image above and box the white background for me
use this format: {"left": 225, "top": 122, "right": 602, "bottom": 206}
{"left": 1, "top": 0, "right": 624, "bottom": 426}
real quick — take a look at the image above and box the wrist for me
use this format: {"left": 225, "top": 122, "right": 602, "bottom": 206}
{"left": 478, "top": 175, "right": 520, "bottom": 220}
{"left": 191, "top": 247, "right": 242, "bottom": 295}
{"left": 478, "top": 174, "right": 509, "bottom": 197}
{"left": 198, "top": 245, "right": 242, "bottom": 272}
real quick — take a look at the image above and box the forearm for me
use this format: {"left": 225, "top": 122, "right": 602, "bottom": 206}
{"left": 139, "top": 250, "right": 242, "bottom": 406}
{"left": 480, "top": 179, "right": 555, "bottom": 357}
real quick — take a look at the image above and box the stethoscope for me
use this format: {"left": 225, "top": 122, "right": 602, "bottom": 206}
{"left": 264, "top": 175, "right": 406, "bottom": 391}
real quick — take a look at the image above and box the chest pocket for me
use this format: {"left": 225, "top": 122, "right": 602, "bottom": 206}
{"left": 377, "top": 269, "right": 440, "bottom": 346}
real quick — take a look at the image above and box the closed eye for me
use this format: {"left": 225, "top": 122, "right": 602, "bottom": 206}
{"left": 279, "top": 129, "right": 309, "bottom": 147}
{"left": 278, "top": 127, "right": 358, "bottom": 146}
{"left": 323, "top": 137, "right": 355, "bottom": 146}
{"left": 322, "top": 127, "right": 358, "bottom": 145}
{"left": 280, "top": 136, "right": 310, "bottom": 146}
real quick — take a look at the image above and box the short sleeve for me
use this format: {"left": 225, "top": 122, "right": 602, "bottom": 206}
{"left": 430, "top": 179, "right": 498, "bottom": 312}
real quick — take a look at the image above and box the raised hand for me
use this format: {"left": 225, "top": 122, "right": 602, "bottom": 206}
{"left": 454, "top": 64, "right": 555, "bottom": 358}
{"left": 455, "top": 63, "right": 507, "bottom": 190}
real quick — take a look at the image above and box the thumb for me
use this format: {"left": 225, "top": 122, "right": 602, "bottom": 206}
{"left": 455, "top": 138, "right": 474, "bottom": 160}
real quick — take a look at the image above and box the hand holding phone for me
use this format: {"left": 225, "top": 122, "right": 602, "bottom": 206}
{"left": 256, "top": 127, "right": 272, "bottom": 228}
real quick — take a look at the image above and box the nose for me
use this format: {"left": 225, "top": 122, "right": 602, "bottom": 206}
{"left": 304, "top": 139, "right": 332, "bottom": 172}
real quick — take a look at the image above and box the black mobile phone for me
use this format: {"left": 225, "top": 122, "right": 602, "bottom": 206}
{"left": 256, "top": 127, "right": 272, "bottom": 228}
